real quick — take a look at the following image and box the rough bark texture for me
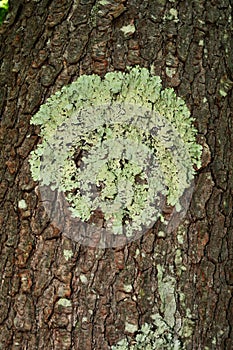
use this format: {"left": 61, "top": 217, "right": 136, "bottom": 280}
{"left": 0, "top": 0, "right": 233, "bottom": 349}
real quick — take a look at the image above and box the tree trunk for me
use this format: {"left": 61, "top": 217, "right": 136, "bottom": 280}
{"left": 0, "top": 0, "right": 232, "bottom": 349}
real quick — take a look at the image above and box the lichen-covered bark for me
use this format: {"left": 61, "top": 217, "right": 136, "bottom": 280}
{"left": 0, "top": 0, "right": 232, "bottom": 349}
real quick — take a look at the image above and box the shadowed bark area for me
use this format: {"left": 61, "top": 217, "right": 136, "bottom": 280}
{"left": 0, "top": 0, "right": 232, "bottom": 349}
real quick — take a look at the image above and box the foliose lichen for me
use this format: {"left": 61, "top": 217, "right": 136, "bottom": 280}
{"left": 111, "top": 263, "right": 194, "bottom": 350}
{"left": 111, "top": 314, "right": 184, "bottom": 350}
{"left": 29, "top": 67, "right": 202, "bottom": 238}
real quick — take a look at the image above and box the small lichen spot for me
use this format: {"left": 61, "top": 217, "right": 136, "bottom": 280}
{"left": 63, "top": 249, "right": 73, "bottom": 261}
{"left": 57, "top": 298, "right": 71, "bottom": 307}
{"left": 164, "top": 8, "right": 179, "bottom": 23}
{"left": 120, "top": 24, "right": 136, "bottom": 36}
{"left": 18, "top": 199, "right": 27, "bottom": 209}
{"left": 157, "top": 230, "right": 166, "bottom": 238}
{"left": 80, "top": 274, "right": 88, "bottom": 284}
{"left": 123, "top": 284, "right": 133, "bottom": 293}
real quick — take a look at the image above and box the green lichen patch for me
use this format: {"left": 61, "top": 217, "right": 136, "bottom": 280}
{"left": 164, "top": 8, "right": 179, "bottom": 23}
{"left": 29, "top": 67, "right": 202, "bottom": 245}
{"left": 157, "top": 264, "right": 176, "bottom": 328}
{"left": 0, "top": 0, "right": 8, "bottom": 25}
{"left": 120, "top": 24, "right": 136, "bottom": 36}
{"left": 18, "top": 199, "right": 27, "bottom": 210}
{"left": 112, "top": 314, "right": 184, "bottom": 350}
{"left": 111, "top": 264, "right": 195, "bottom": 349}
{"left": 57, "top": 298, "right": 72, "bottom": 307}
{"left": 63, "top": 249, "right": 73, "bottom": 261}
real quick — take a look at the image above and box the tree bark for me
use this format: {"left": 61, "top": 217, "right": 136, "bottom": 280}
{"left": 0, "top": 0, "right": 232, "bottom": 349}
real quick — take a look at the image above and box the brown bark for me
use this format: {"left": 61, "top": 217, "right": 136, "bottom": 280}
{"left": 0, "top": 0, "right": 232, "bottom": 349}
